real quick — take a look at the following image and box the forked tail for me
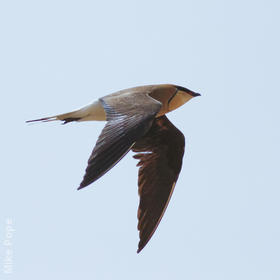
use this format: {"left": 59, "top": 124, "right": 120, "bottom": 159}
{"left": 26, "top": 101, "right": 106, "bottom": 124}
{"left": 26, "top": 114, "right": 82, "bottom": 124}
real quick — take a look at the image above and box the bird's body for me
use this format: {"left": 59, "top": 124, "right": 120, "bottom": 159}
{"left": 27, "top": 84, "right": 200, "bottom": 253}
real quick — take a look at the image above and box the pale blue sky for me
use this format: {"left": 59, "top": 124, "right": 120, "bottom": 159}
{"left": 1, "top": 0, "right": 280, "bottom": 279}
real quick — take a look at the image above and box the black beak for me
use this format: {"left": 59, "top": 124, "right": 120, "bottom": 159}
{"left": 176, "top": 86, "right": 201, "bottom": 97}
{"left": 191, "top": 92, "right": 201, "bottom": 97}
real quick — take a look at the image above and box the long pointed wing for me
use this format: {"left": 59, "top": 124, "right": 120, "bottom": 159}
{"left": 132, "top": 115, "right": 185, "bottom": 253}
{"left": 78, "top": 92, "right": 162, "bottom": 189}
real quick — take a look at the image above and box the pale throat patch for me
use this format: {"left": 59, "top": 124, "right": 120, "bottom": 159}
{"left": 168, "top": 90, "right": 193, "bottom": 112}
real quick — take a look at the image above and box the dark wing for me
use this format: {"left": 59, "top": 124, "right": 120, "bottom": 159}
{"left": 132, "top": 115, "right": 185, "bottom": 253}
{"left": 78, "top": 92, "right": 162, "bottom": 189}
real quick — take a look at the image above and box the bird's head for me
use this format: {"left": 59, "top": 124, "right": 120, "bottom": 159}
{"left": 168, "top": 85, "right": 201, "bottom": 112}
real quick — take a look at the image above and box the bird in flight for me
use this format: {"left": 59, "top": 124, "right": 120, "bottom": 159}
{"left": 27, "top": 84, "right": 200, "bottom": 253}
